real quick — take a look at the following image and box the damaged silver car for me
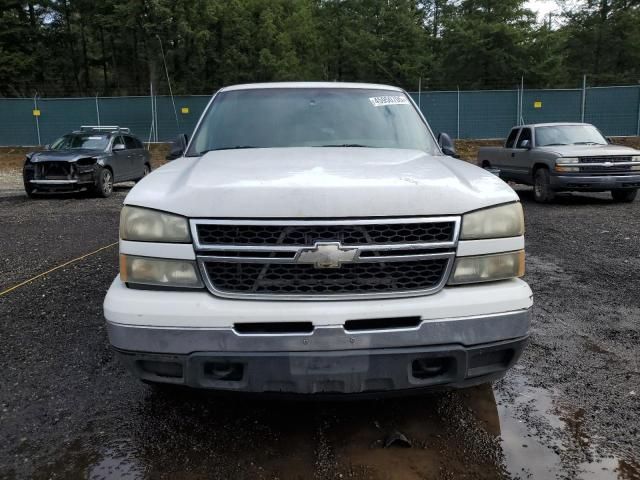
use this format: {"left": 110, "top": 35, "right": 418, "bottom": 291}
{"left": 22, "top": 126, "right": 151, "bottom": 197}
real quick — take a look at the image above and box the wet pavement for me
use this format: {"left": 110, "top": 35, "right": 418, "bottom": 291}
{"left": 0, "top": 177, "right": 639, "bottom": 479}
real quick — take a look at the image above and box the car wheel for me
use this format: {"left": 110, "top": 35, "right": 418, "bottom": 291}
{"left": 95, "top": 167, "right": 114, "bottom": 198}
{"left": 23, "top": 179, "right": 36, "bottom": 198}
{"left": 533, "top": 168, "right": 555, "bottom": 203}
{"left": 611, "top": 189, "right": 637, "bottom": 203}
{"left": 135, "top": 164, "right": 151, "bottom": 183}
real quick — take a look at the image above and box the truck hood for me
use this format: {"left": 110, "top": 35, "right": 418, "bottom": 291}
{"left": 125, "top": 147, "right": 518, "bottom": 218}
{"left": 538, "top": 144, "right": 639, "bottom": 157}
{"left": 28, "top": 149, "right": 102, "bottom": 163}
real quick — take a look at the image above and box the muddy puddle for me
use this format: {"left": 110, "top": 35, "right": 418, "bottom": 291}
{"left": 30, "top": 375, "right": 639, "bottom": 479}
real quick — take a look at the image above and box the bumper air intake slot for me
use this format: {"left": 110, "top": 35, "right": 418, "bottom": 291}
{"left": 234, "top": 322, "right": 314, "bottom": 334}
{"left": 344, "top": 316, "right": 421, "bottom": 331}
{"left": 137, "top": 360, "right": 183, "bottom": 378}
{"left": 467, "top": 347, "right": 515, "bottom": 378}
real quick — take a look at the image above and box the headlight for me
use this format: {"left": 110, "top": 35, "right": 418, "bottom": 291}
{"left": 461, "top": 203, "right": 524, "bottom": 240}
{"left": 120, "top": 255, "right": 203, "bottom": 288}
{"left": 120, "top": 206, "right": 190, "bottom": 243}
{"left": 449, "top": 251, "right": 525, "bottom": 285}
{"left": 632, "top": 156, "right": 640, "bottom": 171}
{"left": 555, "top": 157, "right": 580, "bottom": 173}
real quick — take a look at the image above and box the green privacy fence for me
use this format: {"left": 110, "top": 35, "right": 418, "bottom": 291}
{"left": 2, "top": 86, "right": 640, "bottom": 146}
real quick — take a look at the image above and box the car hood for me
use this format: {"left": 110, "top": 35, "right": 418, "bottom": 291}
{"left": 538, "top": 144, "right": 639, "bottom": 157}
{"left": 28, "top": 149, "right": 102, "bottom": 162}
{"left": 125, "top": 147, "right": 518, "bottom": 218}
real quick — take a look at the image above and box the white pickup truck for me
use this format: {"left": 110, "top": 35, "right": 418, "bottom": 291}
{"left": 104, "top": 82, "right": 532, "bottom": 395}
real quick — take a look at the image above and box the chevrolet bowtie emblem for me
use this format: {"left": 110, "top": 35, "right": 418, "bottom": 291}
{"left": 296, "top": 242, "right": 359, "bottom": 269}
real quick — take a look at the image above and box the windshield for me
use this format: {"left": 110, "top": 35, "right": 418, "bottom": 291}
{"left": 535, "top": 125, "right": 607, "bottom": 147}
{"left": 50, "top": 134, "right": 110, "bottom": 150}
{"left": 187, "top": 88, "right": 439, "bottom": 156}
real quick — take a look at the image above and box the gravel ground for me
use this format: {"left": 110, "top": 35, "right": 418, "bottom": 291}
{"left": 0, "top": 172, "right": 638, "bottom": 479}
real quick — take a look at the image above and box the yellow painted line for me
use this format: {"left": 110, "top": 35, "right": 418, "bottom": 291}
{"left": 0, "top": 242, "right": 118, "bottom": 297}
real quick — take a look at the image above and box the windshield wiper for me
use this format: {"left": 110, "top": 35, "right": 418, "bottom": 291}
{"left": 573, "top": 142, "right": 603, "bottom": 145}
{"left": 208, "top": 145, "right": 259, "bottom": 152}
{"left": 541, "top": 143, "right": 568, "bottom": 146}
{"left": 315, "top": 144, "right": 374, "bottom": 148}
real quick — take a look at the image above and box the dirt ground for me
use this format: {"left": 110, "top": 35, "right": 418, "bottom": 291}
{"left": 0, "top": 148, "right": 639, "bottom": 479}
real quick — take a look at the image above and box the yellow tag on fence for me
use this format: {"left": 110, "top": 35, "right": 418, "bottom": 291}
{"left": 534, "top": 101, "right": 542, "bottom": 109}
{"left": 181, "top": 107, "right": 189, "bottom": 114}
{"left": 32, "top": 109, "right": 41, "bottom": 116}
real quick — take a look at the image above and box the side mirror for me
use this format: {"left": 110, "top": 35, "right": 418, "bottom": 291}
{"left": 606, "top": 137, "right": 614, "bottom": 144}
{"left": 437, "top": 132, "right": 459, "bottom": 158}
{"left": 520, "top": 139, "right": 532, "bottom": 149}
{"left": 113, "top": 143, "right": 126, "bottom": 152}
{"left": 167, "top": 133, "right": 188, "bottom": 160}
{"left": 43, "top": 144, "right": 50, "bottom": 150}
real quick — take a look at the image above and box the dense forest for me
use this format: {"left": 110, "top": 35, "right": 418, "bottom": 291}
{"left": 1, "top": 0, "right": 640, "bottom": 97}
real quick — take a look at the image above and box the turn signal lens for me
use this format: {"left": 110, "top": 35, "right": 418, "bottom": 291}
{"left": 120, "top": 255, "right": 203, "bottom": 288}
{"left": 449, "top": 251, "right": 525, "bottom": 285}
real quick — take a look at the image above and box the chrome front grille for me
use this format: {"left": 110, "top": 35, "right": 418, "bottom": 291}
{"left": 579, "top": 156, "right": 634, "bottom": 173}
{"left": 195, "top": 221, "right": 456, "bottom": 246}
{"left": 191, "top": 218, "right": 460, "bottom": 300}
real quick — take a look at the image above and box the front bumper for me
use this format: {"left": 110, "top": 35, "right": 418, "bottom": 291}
{"left": 105, "top": 276, "right": 532, "bottom": 393}
{"left": 23, "top": 163, "right": 98, "bottom": 193}
{"left": 114, "top": 335, "right": 529, "bottom": 394}
{"left": 551, "top": 173, "right": 640, "bottom": 191}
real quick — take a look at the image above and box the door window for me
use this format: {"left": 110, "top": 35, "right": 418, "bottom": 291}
{"left": 505, "top": 129, "right": 519, "bottom": 148}
{"left": 516, "top": 128, "right": 532, "bottom": 148}
{"left": 123, "top": 136, "right": 137, "bottom": 150}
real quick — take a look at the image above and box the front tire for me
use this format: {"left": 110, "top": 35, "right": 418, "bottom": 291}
{"left": 611, "top": 189, "right": 637, "bottom": 203}
{"left": 23, "top": 178, "right": 36, "bottom": 198}
{"left": 94, "top": 167, "right": 114, "bottom": 198}
{"left": 533, "top": 168, "right": 555, "bottom": 203}
{"left": 135, "top": 163, "right": 151, "bottom": 183}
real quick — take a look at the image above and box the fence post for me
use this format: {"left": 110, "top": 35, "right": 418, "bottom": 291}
{"left": 456, "top": 86, "right": 460, "bottom": 139}
{"left": 520, "top": 77, "right": 524, "bottom": 125}
{"left": 418, "top": 77, "right": 422, "bottom": 111}
{"left": 33, "top": 94, "right": 41, "bottom": 146}
{"left": 581, "top": 74, "right": 587, "bottom": 122}
{"left": 636, "top": 85, "right": 640, "bottom": 137}
{"left": 95, "top": 94, "right": 101, "bottom": 126}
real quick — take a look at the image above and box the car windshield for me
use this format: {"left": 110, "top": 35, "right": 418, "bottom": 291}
{"left": 535, "top": 125, "right": 607, "bottom": 147}
{"left": 187, "top": 88, "right": 439, "bottom": 156}
{"left": 50, "top": 134, "right": 109, "bottom": 150}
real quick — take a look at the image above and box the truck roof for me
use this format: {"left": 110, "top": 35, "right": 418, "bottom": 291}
{"left": 516, "top": 122, "right": 593, "bottom": 129}
{"left": 220, "top": 82, "right": 403, "bottom": 92}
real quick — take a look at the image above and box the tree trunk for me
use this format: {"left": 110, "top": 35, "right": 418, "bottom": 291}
{"left": 99, "top": 26, "right": 108, "bottom": 94}
{"left": 62, "top": 0, "right": 82, "bottom": 93}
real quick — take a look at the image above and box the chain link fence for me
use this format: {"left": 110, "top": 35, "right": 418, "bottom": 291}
{"left": 1, "top": 86, "right": 639, "bottom": 146}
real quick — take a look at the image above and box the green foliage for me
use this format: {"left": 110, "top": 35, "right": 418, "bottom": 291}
{"left": 0, "top": 0, "right": 639, "bottom": 97}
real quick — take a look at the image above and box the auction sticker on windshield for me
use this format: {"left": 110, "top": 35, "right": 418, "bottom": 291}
{"left": 369, "top": 96, "right": 410, "bottom": 107}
